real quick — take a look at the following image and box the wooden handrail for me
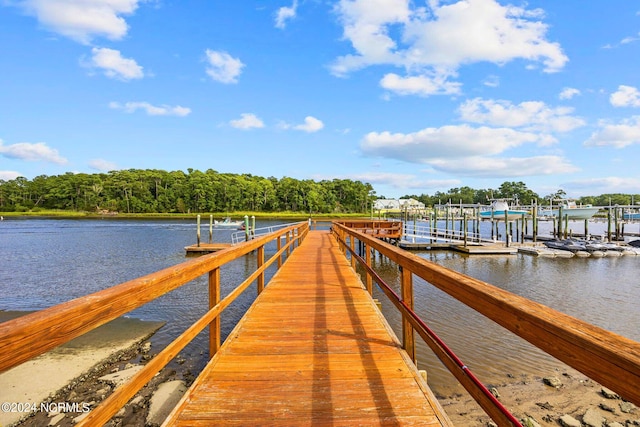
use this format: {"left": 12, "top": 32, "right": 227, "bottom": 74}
{"left": 77, "top": 225, "right": 307, "bottom": 426}
{"left": 331, "top": 222, "right": 640, "bottom": 408}
{"left": 333, "top": 226, "right": 522, "bottom": 426}
{"left": 0, "top": 222, "right": 308, "bottom": 426}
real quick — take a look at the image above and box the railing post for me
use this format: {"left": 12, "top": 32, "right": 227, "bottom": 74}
{"left": 401, "top": 266, "right": 416, "bottom": 362}
{"left": 365, "top": 243, "right": 373, "bottom": 295}
{"left": 350, "top": 234, "right": 356, "bottom": 269}
{"left": 257, "top": 245, "right": 265, "bottom": 294}
{"left": 208, "top": 267, "right": 221, "bottom": 358}
{"left": 277, "top": 232, "right": 283, "bottom": 268}
{"left": 286, "top": 231, "right": 291, "bottom": 258}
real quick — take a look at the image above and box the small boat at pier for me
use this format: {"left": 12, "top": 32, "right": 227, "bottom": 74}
{"left": 623, "top": 212, "right": 640, "bottom": 220}
{"left": 479, "top": 199, "right": 528, "bottom": 221}
{"left": 214, "top": 217, "right": 244, "bottom": 228}
{"left": 539, "top": 200, "right": 600, "bottom": 220}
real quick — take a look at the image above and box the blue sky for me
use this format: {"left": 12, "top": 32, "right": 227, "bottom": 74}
{"left": 1, "top": 0, "right": 639, "bottom": 199}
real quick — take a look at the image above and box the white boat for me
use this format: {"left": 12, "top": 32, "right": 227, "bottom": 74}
{"left": 539, "top": 200, "right": 600, "bottom": 220}
{"left": 214, "top": 217, "right": 244, "bottom": 228}
{"left": 479, "top": 199, "right": 528, "bottom": 221}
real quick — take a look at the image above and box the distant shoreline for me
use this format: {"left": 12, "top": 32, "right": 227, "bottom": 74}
{"left": 0, "top": 211, "right": 372, "bottom": 220}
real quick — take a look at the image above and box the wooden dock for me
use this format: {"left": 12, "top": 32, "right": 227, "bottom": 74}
{"left": 165, "top": 230, "right": 452, "bottom": 426}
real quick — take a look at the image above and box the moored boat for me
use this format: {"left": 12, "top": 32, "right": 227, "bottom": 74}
{"left": 538, "top": 200, "right": 600, "bottom": 220}
{"left": 623, "top": 212, "right": 640, "bottom": 220}
{"left": 479, "top": 199, "right": 528, "bottom": 221}
{"left": 214, "top": 217, "right": 244, "bottom": 228}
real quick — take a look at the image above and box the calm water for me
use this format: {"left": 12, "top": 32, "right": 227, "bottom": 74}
{"left": 1, "top": 218, "right": 638, "bottom": 395}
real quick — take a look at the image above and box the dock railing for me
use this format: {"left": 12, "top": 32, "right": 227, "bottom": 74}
{"left": 331, "top": 221, "right": 640, "bottom": 424}
{"left": 0, "top": 221, "right": 309, "bottom": 426}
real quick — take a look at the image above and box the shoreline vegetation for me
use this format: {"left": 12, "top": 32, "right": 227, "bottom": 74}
{"left": 1, "top": 170, "right": 639, "bottom": 218}
{"left": 0, "top": 210, "right": 371, "bottom": 220}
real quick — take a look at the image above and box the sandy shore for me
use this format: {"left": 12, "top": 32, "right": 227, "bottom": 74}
{"left": 0, "top": 311, "right": 164, "bottom": 427}
{"left": 436, "top": 366, "right": 639, "bottom": 426}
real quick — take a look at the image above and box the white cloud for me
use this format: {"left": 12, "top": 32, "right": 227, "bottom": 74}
{"left": 16, "top": 0, "right": 143, "bottom": 44}
{"left": 331, "top": 0, "right": 568, "bottom": 87}
{"left": 89, "top": 159, "right": 117, "bottom": 171}
{"left": 89, "top": 47, "right": 144, "bottom": 80}
{"left": 564, "top": 177, "right": 640, "bottom": 195}
{"left": 359, "top": 124, "right": 578, "bottom": 178}
{"left": 0, "top": 140, "right": 67, "bottom": 164}
{"left": 275, "top": 0, "right": 298, "bottom": 29}
{"left": 559, "top": 87, "right": 581, "bottom": 100}
{"left": 0, "top": 171, "right": 22, "bottom": 181}
{"left": 279, "top": 116, "right": 325, "bottom": 132}
{"left": 458, "top": 98, "right": 585, "bottom": 133}
{"left": 483, "top": 75, "right": 500, "bottom": 88}
{"left": 428, "top": 155, "right": 579, "bottom": 177}
{"left": 584, "top": 116, "right": 640, "bottom": 148}
{"left": 610, "top": 85, "right": 640, "bottom": 107}
{"left": 294, "top": 116, "right": 324, "bottom": 133}
{"left": 109, "top": 101, "right": 191, "bottom": 116}
{"left": 205, "top": 50, "right": 244, "bottom": 84}
{"left": 230, "top": 113, "right": 264, "bottom": 130}
{"left": 361, "top": 124, "right": 549, "bottom": 162}
{"left": 380, "top": 72, "right": 461, "bottom": 96}
{"left": 345, "top": 172, "right": 460, "bottom": 190}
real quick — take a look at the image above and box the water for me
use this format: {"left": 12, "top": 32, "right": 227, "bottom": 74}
{"left": 368, "top": 241, "right": 640, "bottom": 396}
{"left": 1, "top": 218, "right": 638, "bottom": 395}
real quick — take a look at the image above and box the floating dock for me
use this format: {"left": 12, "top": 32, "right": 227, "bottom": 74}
{"left": 184, "top": 243, "right": 232, "bottom": 255}
{"left": 399, "top": 241, "right": 518, "bottom": 254}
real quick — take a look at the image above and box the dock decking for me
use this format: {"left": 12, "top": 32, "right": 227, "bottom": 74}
{"left": 164, "top": 230, "right": 452, "bottom": 426}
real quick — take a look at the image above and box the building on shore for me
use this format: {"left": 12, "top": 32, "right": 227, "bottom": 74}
{"left": 373, "top": 198, "right": 426, "bottom": 217}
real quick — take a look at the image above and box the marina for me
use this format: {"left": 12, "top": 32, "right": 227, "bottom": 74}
{"left": 1, "top": 217, "right": 639, "bottom": 426}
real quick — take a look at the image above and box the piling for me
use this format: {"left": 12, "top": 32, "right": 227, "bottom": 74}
{"left": 196, "top": 214, "right": 201, "bottom": 247}
{"left": 209, "top": 215, "right": 213, "bottom": 243}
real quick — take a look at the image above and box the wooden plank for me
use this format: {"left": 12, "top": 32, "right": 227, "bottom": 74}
{"left": 164, "top": 231, "right": 452, "bottom": 426}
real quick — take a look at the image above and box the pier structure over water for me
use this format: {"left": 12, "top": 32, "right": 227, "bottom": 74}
{"left": 1, "top": 220, "right": 639, "bottom": 426}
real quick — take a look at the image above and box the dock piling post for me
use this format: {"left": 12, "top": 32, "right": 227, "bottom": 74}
{"left": 197, "top": 214, "right": 201, "bottom": 247}
{"left": 585, "top": 219, "right": 589, "bottom": 240}
{"left": 251, "top": 215, "right": 256, "bottom": 239}
{"left": 463, "top": 212, "right": 468, "bottom": 248}
{"left": 209, "top": 215, "right": 213, "bottom": 243}
{"left": 533, "top": 201, "right": 538, "bottom": 243}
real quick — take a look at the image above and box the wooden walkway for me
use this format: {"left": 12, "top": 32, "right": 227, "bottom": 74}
{"left": 164, "top": 230, "right": 452, "bottom": 426}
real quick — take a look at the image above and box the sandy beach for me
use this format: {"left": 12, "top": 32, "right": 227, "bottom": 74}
{"left": 0, "top": 311, "right": 164, "bottom": 427}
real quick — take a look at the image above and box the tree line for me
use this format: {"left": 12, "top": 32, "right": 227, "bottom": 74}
{"left": 0, "top": 169, "right": 375, "bottom": 214}
{"left": 1, "top": 172, "right": 638, "bottom": 214}
{"left": 402, "top": 181, "right": 640, "bottom": 208}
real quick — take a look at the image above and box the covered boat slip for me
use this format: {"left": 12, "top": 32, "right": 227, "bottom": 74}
{"left": 164, "top": 231, "right": 452, "bottom": 426}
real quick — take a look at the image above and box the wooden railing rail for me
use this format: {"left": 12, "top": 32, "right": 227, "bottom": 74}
{"left": 0, "top": 221, "right": 308, "bottom": 426}
{"left": 331, "top": 222, "right": 640, "bottom": 411}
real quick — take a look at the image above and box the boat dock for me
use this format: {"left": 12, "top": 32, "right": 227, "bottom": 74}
{"left": 3, "top": 220, "right": 638, "bottom": 426}
{"left": 166, "top": 231, "right": 452, "bottom": 426}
